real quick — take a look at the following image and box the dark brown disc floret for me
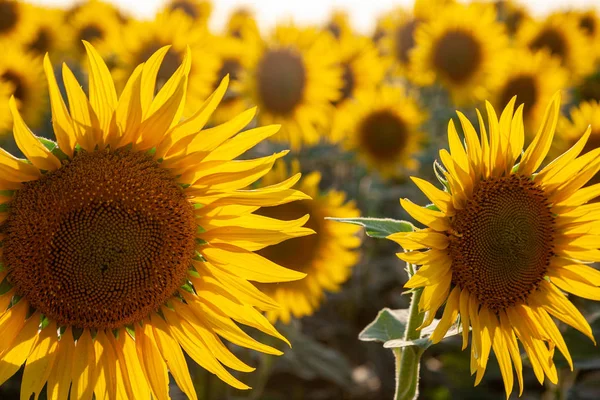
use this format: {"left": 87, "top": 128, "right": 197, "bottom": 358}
{"left": 448, "top": 174, "right": 555, "bottom": 312}
{"left": 2, "top": 149, "right": 197, "bottom": 329}
{"left": 359, "top": 110, "right": 409, "bottom": 162}
{"left": 256, "top": 49, "right": 306, "bottom": 115}
{"left": 498, "top": 75, "right": 538, "bottom": 118}
{"left": 432, "top": 30, "right": 482, "bottom": 84}
{"left": 529, "top": 28, "right": 567, "bottom": 62}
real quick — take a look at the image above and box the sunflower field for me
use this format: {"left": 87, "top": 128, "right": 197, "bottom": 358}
{"left": 1, "top": 0, "right": 600, "bottom": 399}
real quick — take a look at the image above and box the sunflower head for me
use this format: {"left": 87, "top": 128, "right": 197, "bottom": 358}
{"left": 255, "top": 160, "right": 361, "bottom": 323}
{"left": 493, "top": 48, "right": 568, "bottom": 133}
{"left": 0, "top": 79, "right": 12, "bottom": 134}
{"left": 225, "top": 7, "right": 260, "bottom": 40}
{"left": 325, "top": 10, "right": 353, "bottom": 40}
{"left": 494, "top": 0, "right": 530, "bottom": 35}
{"left": 334, "top": 86, "right": 425, "bottom": 178}
{"left": 0, "top": 0, "right": 34, "bottom": 43}
{"left": 243, "top": 24, "right": 342, "bottom": 150}
{"left": 162, "top": 0, "right": 212, "bottom": 25}
{"left": 22, "top": 4, "right": 70, "bottom": 57}
{"left": 112, "top": 11, "right": 220, "bottom": 117}
{"left": 409, "top": 2, "right": 509, "bottom": 104}
{"left": 517, "top": 13, "right": 594, "bottom": 79}
{"left": 0, "top": 43, "right": 47, "bottom": 130}
{"left": 555, "top": 100, "right": 600, "bottom": 165}
{"left": 0, "top": 42, "right": 315, "bottom": 397}
{"left": 390, "top": 93, "right": 600, "bottom": 398}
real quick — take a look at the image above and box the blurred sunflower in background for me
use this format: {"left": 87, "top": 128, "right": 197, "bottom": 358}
{"left": 492, "top": 48, "right": 568, "bottom": 134}
{"left": 0, "top": 44, "right": 46, "bottom": 131}
{"left": 207, "top": 35, "right": 253, "bottom": 125}
{"left": 325, "top": 10, "right": 353, "bottom": 41}
{"left": 225, "top": 7, "right": 260, "bottom": 40}
{"left": 335, "top": 87, "right": 425, "bottom": 178}
{"left": 0, "top": 0, "right": 34, "bottom": 43}
{"left": 330, "top": 35, "right": 388, "bottom": 143}
{"left": 243, "top": 24, "right": 342, "bottom": 150}
{"left": 517, "top": 12, "right": 593, "bottom": 80}
{"left": 391, "top": 94, "right": 600, "bottom": 397}
{"left": 64, "top": 0, "right": 124, "bottom": 60}
{"left": 409, "top": 2, "right": 509, "bottom": 105}
{"left": 113, "top": 11, "right": 220, "bottom": 116}
{"left": 161, "top": 0, "right": 212, "bottom": 25}
{"left": 0, "top": 43, "right": 313, "bottom": 398}
{"left": 21, "top": 4, "right": 70, "bottom": 57}
{"left": 572, "top": 9, "right": 600, "bottom": 57}
{"left": 255, "top": 160, "right": 361, "bottom": 324}
{"left": 556, "top": 100, "right": 600, "bottom": 160}
{"left": 494, "top": 0, "right": 531, "bottom": 36}
{"left": 0, "top": 81, "right": 12, "bottom": 135}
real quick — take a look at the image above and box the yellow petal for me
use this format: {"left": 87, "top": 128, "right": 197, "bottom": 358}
{"left": 94, "top": 331, "right": 117, "bottom": 400}
{"left": 203, "top": 124, "right": 280, "bottom": 162}
{"left": 202, "top": 244, "right": 306, "bottom": 282}
{"left": 134, "top": 322, "right": 170, "bottom": 400}
{"left": 549, "top": 269, "right": 600, "bottom": 300}
{"left": 113, "top": 65, "right": 144, "bottom": 148}
{"left": 447, "top": 119, "right": 470, "bottom": 175}
{"left": 499, "top": 311, "right": 523, "bottom": 396}
{"left": 71, "top": 329, "right": 95, "bottom": 400}
{"left": 46, "top": 327, "right": 75, "bottom": 400}
{"left": 0, "top": 148, "right": 40, "bottom": 181}
{"left": 456, "top": 111, "right": 481, "bottom": 173}
{"left": 20, "top": 321, "right": 58, "bottom": 400}
{"left": 387, "top": 231, "right": 449, "bottom": 250}
{"left": 404, "top": 257, "right": 451, "bottom": 288}
{"left": 139, "top": 46, "right": 170, "bottom": 116}
{"left": 459, "top": 288, "right": 471, "bottom": 350}
{"left": 410, "top": 177, "right": 453, "bottom": 215}
{"left": 400, "top": 199, "right": 451, "bottom": 231}
{"left": 9, "top": 98, "right": 61, "bottom": 171}
{"left": 0, "top": 313, "right": 39, "bottom": 386}
{"left": 537, "top": 126, "right": 591, "bottom": 185}
{"left": 519, "top": 92, "right": 561, "bottom": 176}
{"left": 62, "top": 62, "right": 99, "bottom": 151}
{"left": 83, "top": 41, "right": 118, "bottom": 136}
{"left": 114, "top": 331, "right": 151, "bottom": 400}
{"left": 490, "top": 312, "right": 513, "bottom": 399}
{"left": 150, "top": 314, "right": 198, "bottom": 400}
{"left": 43, "top": 54, "right": 76, "bottom": 157}
{"left": 147, "top": 47, "right": 191, "bottom": 122}
{"left": 474, "top": 307, "right": 494, "bottom": 385}
{"left": 0, "top": 299, "right": 28, "bottom": 355}
{"left": 429, "top": 286, "right": 460, "bottom": 343}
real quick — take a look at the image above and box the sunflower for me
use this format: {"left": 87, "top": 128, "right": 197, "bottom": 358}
{"left": 0, "top": 80, "right": 12, "bottom": 135}
{"left": 225, "top": 8, "right": 260, "bottom": 41}
{"left": 64, "top": 0, "right": 123, "bottom": 59}
{"left": 206, "top": 35, "right": 252, "bottom": 125}
{"left": 517, "top": 13, "right": 593, "bottom": 80}
{"left": 555, "top": 100, "right": 600, "bottom": 162}
{"left": 255, "top": 160, "right": 361, "bottom": 323}
{"left": 390, "top": 93, "right": 600, "bottom": 397}
{"left": 0, "top": 42, "right": 313, "bottom": 397}
{"left": 161, "top": 0, "right": 212, "bottom": 26}
{"left": 243, "top": 24, "right": 342, "bottom": 150}
{"left": 379, "top": 0, "right": 454, "bottom": 77}
{"left": 113, "top": 11, "right": 220, "bottom": 117}
{"left": 572, "top": 9, "right": 600, "bottom": 55}
{"left": 330, "top": 35, "right": 389, "bottom": 143}
{"left": 0, "top": 0, "right": 34, "bottom": 43}
{"left": 0, "top": 43, "right": 47, "bottom": 130}
{"left": 325, "top": 10, "right": 353, "bottom": 40}
{"left": 494, "top": 0, "right": 531, "bottom": 36}
{"left": 409, "top": 2, "right": 509, "bottom": 105}
{"left": 492, "top": 49, "right": 568, "bottom": 134}
{"left": 22, "top": 4, "right": 70, "bottom": 57}
{"left": 334, "top": 86, "right": 425, "bottom": 178}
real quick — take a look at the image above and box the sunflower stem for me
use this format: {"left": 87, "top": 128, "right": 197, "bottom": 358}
{"left": 394, "top": 264, "right": 424, "bottom": 400}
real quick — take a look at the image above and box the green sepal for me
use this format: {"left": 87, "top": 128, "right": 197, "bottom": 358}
{"left": 38, "top": 137, "right": 57, "bottom": 152}
{"left": 40, "top": 315, "right": 51, "bottom": 330}
{"left": 179, "top": 183, "right": 191, "bottom": 189}
{"left": 180, "top": 281, "right": 195, "bottom": 293}
{"left": 146, "top": 147, "right": 157, "bottom": 157}
{"left": 0, "top": 275, "right": 12, "bottom": 295}
{"left": 125, "top": 325, "right": 136, "bottom": 339}
{"left": 425, "top": 203, "right": 440, "bottom": 212}
{"left": 196, "top": 225, "right": 206, "bottom": 234}
{"left": 195, "top": 238, "right": 207, "bottom": 245}
{"left": 10, "top": 295, "right": 21, "bottom": 308}
{"left": 193, "top": 251, "right": 206, "bottom": 262}
{"left": 187, "top": 268, "right": 201, "bottom": 279}
{"left": 0, "top": 203, "right": 10, "bottom": 212}
{"left": 433, "top": 160, "right": 451, "bottom": 192}
{"left": 193, "top": 203, "right": 204, "bottom": 209}
{"left": 0, "top": 190, "right": 14, "bottom": 197}
{"left": 326, "top": 217, "right": 414, "bottom": 239}
{"left": 0, "top": 263, "right": 5, "bottom": 272}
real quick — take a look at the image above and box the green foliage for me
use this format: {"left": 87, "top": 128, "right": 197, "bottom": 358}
{"left": 327, "top": 217, "right": 414, "bottom": 238}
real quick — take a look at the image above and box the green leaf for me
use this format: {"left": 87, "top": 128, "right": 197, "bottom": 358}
{"left": 38, "top": 137, "right": 57, "bottom": 152}
{"left": 384, "top": 320, "right": 461, "bottom": 350}
{"left": 359, "top": 308, "right": 460, "bottom": 350}
{"left": 359, "top": 308, "right": 409, "bottom": 343}
{"left": 326, "top": 217, "right": 414, "bottom": 238}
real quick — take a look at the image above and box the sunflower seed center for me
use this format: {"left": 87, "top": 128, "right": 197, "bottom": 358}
{"left": 432, "top": 30, "right": 482, "bottom": 84}
{"left": 2, "top": 149, "right": 197, "bottom": 329}
{"left": 449, "top": 174, "right": 555, "bottom": 312}
{"left": 256, "top": 49, "right": 306, "bottom": 115}
{"left": 359, "top": 110, "right": 408, "bottom": 161}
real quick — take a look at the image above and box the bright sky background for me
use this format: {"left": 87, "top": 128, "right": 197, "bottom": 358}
{"left": 31, "top": 0, "right": 600, "bottom": 33}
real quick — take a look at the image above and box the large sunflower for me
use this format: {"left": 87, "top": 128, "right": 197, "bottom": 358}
{"left": 0, "top": 43, "right": 313, "bottom": 398}
{"left": 329, "top": 35, "right": 389, "bottom": 143}
{"left": 242, "top": 24, "right": 342, "bottom": 150}
{"left": 409, "top": 2, "right": 509, "bottom": 105}
{"left": 113, "top": 11, "right": 220, "bottom": 117}
{"left": 517, "top": 13, "right": 593, "bottom": 80}
{"left": 161, "top": 0, "right": 212, "bottom": 26}
{"left": 334, "top": 86, "right": 425, "bottom": 178}
{"left": 255, "top": 160, "right": 361, "bottom": 323}
{"left": 0, "top": 43, "right": 47, "bottom": 131}
{"left": 390, "top": 93, "right": 600, "bottom": 397}
{"left": 492, "top": 49, "right": 568, "bottom": 134}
